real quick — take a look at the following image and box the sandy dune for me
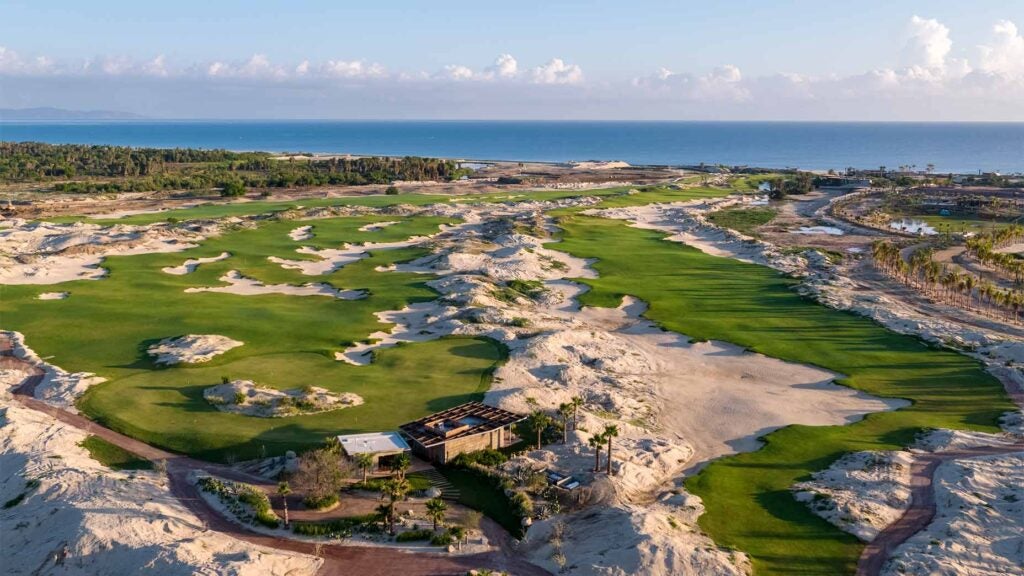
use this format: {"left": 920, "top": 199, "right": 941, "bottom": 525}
{"left": 162, "top": 251, "right": 231, "bottom": 275}
{"left": 148, "top": 334, "right": 244, "bottom": 365}
{"left": 185, "top": 270, "right": 366, "bottom": 299}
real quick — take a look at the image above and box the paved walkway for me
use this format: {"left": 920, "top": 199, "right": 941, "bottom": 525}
{"left": 2, "top": 336, "right": 548, "bottom": 576}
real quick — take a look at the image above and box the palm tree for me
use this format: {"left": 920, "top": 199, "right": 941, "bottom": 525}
{"left": 277, "top": 481, "right": 292, "bottom": 527}
{"left": 355, "top": 453, "right": 374, "bottom": 484}
{"left": 587, "top": 433, "right": 604, "bottom": 472}
{"left": 381, "top": 478, "right": 410, "bottom": 534}
{"left": 570, "top": 396, "right": 584, "bottom": 430}
{"left": 527, "top": 410, "right": 553, "bottom": 450}
{"left": 375, "top": 502, "right": 394, "bottom": 533}
{"left": 392, "top": 452, "right": 411, "bottom": 481}
{"left": 425, "top": 497, "right": 448, "bottom": 531}
{"left": 558, "top": 402, "right": 573, "bottom": 443}
{"left": 448, "top": 525, "right": 467, "bottom": 551}
{"left": 602, "top": 424, "right": 620, "bottom": 475}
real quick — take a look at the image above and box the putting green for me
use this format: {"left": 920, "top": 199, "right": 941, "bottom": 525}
{"left": 553, "top": 215, "right": 1014, "bottom": 576}
{"left": 0, "top": 215, "right": 504, "bottom": 461}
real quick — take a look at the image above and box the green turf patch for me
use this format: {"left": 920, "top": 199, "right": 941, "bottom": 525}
{"left": 437, "top": 466, "right": 523, "bottom": 537}
{"left": 0, "top": 215, "right": 505, "bottom": 462}
{"left": 78, "top": 436, "right": 153, "bottom": 470}
{"left": 551, "top": 215, "right": 1014, "bottom": 576}
{"left": 706, "top": 207, "right": 778, "bottom": 236}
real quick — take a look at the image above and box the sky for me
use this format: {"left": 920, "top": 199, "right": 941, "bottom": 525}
{"left": 2, "top": 0, "right": 1024, "bottom": 120}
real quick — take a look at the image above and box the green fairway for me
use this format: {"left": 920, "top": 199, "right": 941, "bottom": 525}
{"left": 78, "top": 436, "right": 153, "bottom": 470}
{"left": 706, "top": 207, "right": 778, "bottom": 236}
{"left": 552, "top": 215, "right": 1014, "bottom": 576}
{"left": 0, "top": 215, "right": 504, "bottom": 461}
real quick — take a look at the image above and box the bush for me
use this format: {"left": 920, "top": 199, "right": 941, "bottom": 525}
{"left": 292, "top": 514, "right": 376, "bottom": 536}
{"left": 396, "top": 528, "right": 433, "bottom": 542}
{"left": 233, "top": 392, "right": 246, "bottom": 404}
{"left": 220, "top": 180, "right": 247, "bottom": 197}
{"left": 238, "top": 486, "right": 280, "bottom": 528}
{"left": 450, "top": 448, "right": 508, "bottom": 468}
{"left": 302, "top": 493, "right": 339, "bottom": 510}
{"left": 430, "top": 532, "right": 454, "bottom": 546}
{"left": 385, "top": 186, "right": 400, "bottom": 195}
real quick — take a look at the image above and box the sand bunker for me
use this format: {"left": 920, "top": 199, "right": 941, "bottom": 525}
{"left": 0, "top": 219, "right": 202, "bottom": 284}
{"left": 883, "top": 452, "right": 1024, "bottom": 576}
{"left": 204, "top": 380, "right": 363, "bottom": 417}
{"left": 793, "top": 451, "right": 914, "bottom": 541}
{"left": 288, "top": 225, "right": 313, "bottom": 241}
{"left": 4, "top": 331, "right": 105, "bottom": 411}
{"left": 147, "top": 334, "right": 244, "bottom": 365}
{"left": 161, "top": 252, "right": 231, "bottom": 275}
{"left": 888, "top": 219, "right": 937, "bottom": 235}
{"left": 268, "top": 238, "right": 427, "bottom": 275}
{"left": 36, "top": 291, "right": 69, "bottom": 300}
{"left": 358, "top": 220, "right": 401, "bottom": 232}
{"left": 0, "top": 400, "right": 321, "bottom": 575}
{"left": 185, "top": 270, "right": 365, "bottom": 299}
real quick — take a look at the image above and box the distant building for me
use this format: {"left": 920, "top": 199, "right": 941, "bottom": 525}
{"left": 398, "top": 402, "right": 525, "bottom": 464}
{"left": 336, "top": 431, "right": 410, "bottom": 470}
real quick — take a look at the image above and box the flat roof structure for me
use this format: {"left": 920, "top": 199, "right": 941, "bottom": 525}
{"left": 399, "top": 401, "right": 525, "bottom": 449}
{"left": 336, "top": 431, "right": 410, "bottom": 456}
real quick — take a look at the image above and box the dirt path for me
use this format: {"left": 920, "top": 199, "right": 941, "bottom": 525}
{"left": 854, "top": 367, "right": 1024, "bottom": 576}
{"left": 2, "top": 336, "right": 548, "bottom": 576}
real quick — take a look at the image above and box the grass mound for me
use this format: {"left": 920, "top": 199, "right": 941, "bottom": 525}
{"left": 78, "top": 436, "right": 153, "bottom": 470}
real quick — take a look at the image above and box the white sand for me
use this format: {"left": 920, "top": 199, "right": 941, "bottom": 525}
{"left": 794, "top": 226, "right": 845, "bottom": 235}
{"left": 147, "top": 334, "right": 244, "bottom": 365}
{"left": 569, "top": 160, "right": 631, "bottom": 170}
{"left": 161, "top": 252, "right": 231, "bottom": 275}
{"left": 888, "top": 219, "right": 938, "bottom": 235}
{"left": 883, "top": 452, "right": 1024, "bottom": 576}
{"left": 4, "top": 331, "right": 105, "bottom": 411}
{"left": 36, "top": 291, "right": 69, "bottom": 300}
{"left": 204, "top": 380, "right": 363, "bottom": 417}
{"left": 288, "top": 225, "right": 313, "bottom": 241}
{"left": 185, "top": 270, "right": 366, "bottom": 299}
{"left": 358, "top": 220, "right": 401, "bottom": 232}
{"left": 0, "top": 219, "right": 203, "bottom": 284}
{"left": 0, "top": 398, "right": 321, "bottom": 576}
{"left": 268, "top": 238, "right": 428, "bottom": 276}
{"left": 793, "top": 451, "right": 914, "bottom": 541}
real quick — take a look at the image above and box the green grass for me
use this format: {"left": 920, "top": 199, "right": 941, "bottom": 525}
{"left": 0, "top": 215, "right": 505, "bottom": 461}
{"left": 437, "top": 466, "right": 522, "bottom": 537}
{"left": 707, "top": 207, "right": 778, "bottom": 236}
{"left": 551, "top": 215, "right": 1014, "bottom": 576}
{"left": 78, "top": 435, "right": 153, "bottom": 470}
{"left": 915, "top": 214, "right": 1019, "bottom": 234}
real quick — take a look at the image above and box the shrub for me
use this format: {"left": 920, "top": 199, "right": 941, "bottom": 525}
{"left": 233, "top": 392, "right": 246, "bottom": 405}
{"left": 510, "top": 491, "right": 533, "bottom": 518}
{"left": 303, "top": 493, "right": 339, "bottom": 510}
{"left": 396, "top": 529, "right": 433, "bottom": 542}
{"left": 238, "top": 485, "right": 280, "bottom": 528}
{"left": 385, "top": 186, "right": 400, "bottom": 195}
{"left": 292, "top": 514, "right": 376, "bottom": 537}
{"left": 451, "top": 449, "right": 508, "bottom": 468}
{"left": 430, "top": 532, "right": 454, "bottom": 546}
{"left": 220, "top": 180, "right": 247, "bottom": 197}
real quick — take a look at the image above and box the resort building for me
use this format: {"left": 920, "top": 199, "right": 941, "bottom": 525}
{"left": 398, "top": 402, "right": 526, "bottom": 464}
{"left": 336, "top": 431, "right": 411, "bottom": 471}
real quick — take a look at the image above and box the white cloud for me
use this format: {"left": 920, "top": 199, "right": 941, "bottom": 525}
{"left": 903, "top": 15, "right": 953, "bottom": 69}
{"left": 0, "top": 46, "right": 55, "bottom": 75}
{"left": 320, "top": 59, "right": 385, "bottom": 78}
{"left": 978, "top": 20, "right": 1024, "bottom": 77}
{"left": 438, "top": 64, "right": 474, "bottom": 80}
{"left": 485, "top": 53, "right": 518, "bottom": 79}
{"left": 530, "top": 58, "right": 583, "bottom": 84}
{"left": 634, "top": 64, "right": 749, "bottom": 101}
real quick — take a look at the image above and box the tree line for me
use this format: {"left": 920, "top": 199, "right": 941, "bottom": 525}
{"left": 0, "top": 142, "right": 468, "bottom": 193}
{"left": 871, "top": 238, "right": 1023, "bottom": 324}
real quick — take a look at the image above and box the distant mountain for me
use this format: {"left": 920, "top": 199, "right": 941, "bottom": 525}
{"left": 0, "top": 107, "right": 148, "bottom": 120}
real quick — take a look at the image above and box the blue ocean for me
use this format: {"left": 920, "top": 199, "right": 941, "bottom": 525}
{"left": 1, "top": 120, "right": 1022, "bottom": 174}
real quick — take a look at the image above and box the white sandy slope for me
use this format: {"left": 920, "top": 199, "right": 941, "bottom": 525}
{"left": 882, "top": 452, "right": 1024, "bottom": 576}
{"left": 36, "top": 291, "right": 69, "bottom": 300}
{"left": 204, "top": 380, "right": 363, "bottom": 417}
{"left": 792, "top": 451, "right": 914, "bottom": 541}
{"left": 0, "top": 397, "right": 321, "bottom": 576}
{"left": 5, "top": 331, "right": 105, "bottom": 412}
{"left": 185, "top": 270, "right": 366, "bottom": 299}
{"left": 147, "top": 334, "right": 244, "bottom": 365}
{"left": 161, "top": 251, "right": 231, "bottom": 275}
{"left": 358, "top": 220, "right": 401, "bottom": 232}
{"left": 288, "top": 225, "right": 313, "bottom": 241}
{"left": 0, "top": 219, "right": 205, "bottom": 284}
